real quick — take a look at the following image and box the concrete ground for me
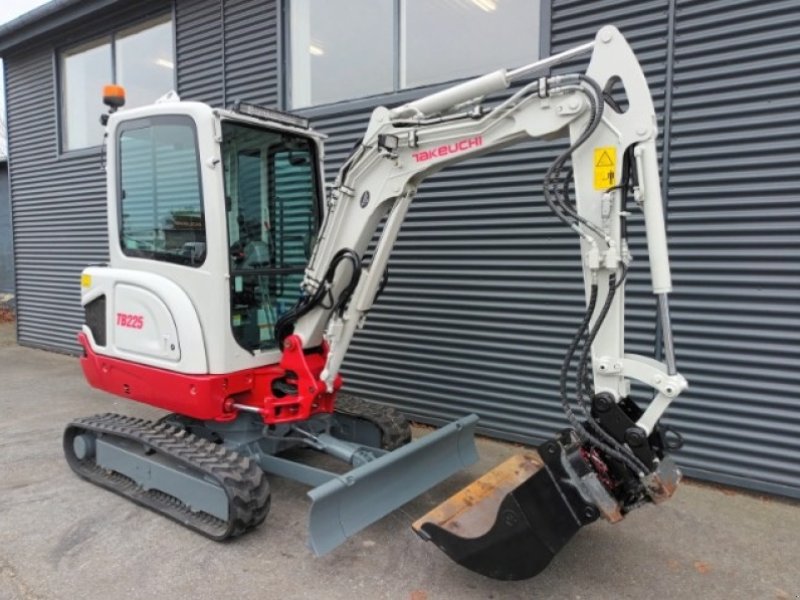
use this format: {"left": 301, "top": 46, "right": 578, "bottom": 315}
{"left": 1, "top": 322, "right": 798, "bottom": 600}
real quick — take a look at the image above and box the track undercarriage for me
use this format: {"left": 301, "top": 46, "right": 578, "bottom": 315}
{"left": 64, "top": 395, "right": 479, "bottom": 553}
{"left": 64, "top": 413, "right": 270, "bottom": 539}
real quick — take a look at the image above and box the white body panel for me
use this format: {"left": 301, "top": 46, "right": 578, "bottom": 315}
{"left": 113, "top": 284, "right": 180, "bottom": 361}
{"left": 82, "top": 266, "right": 206, "bottom": 373}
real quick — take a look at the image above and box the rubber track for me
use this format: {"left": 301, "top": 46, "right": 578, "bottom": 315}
{"left": 334, "top": 394, "right": 412, "bottom": 451}
{"left": 63, "top": 413, "right": 270, "bottom": 541}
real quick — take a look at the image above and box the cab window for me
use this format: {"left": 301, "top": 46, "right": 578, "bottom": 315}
{"left": 118, "top": 116, "right": 205, "bottom": 266}
{"left": 222, "top": 120, "right": 319, "bottom": 351}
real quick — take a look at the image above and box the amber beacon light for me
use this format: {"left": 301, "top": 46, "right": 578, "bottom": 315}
{"left": 102, "top": 84, "right": 126, "bottom": 110}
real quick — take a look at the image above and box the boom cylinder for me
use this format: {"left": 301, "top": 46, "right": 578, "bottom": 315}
{"left": 389, "top": 70, "right": 509, "bottom": 120}
{"left": 635, "top": 142, "right": 673, "bottom": 294}
{"left": 389, "top": 40, "right": 597, "bottom": 121}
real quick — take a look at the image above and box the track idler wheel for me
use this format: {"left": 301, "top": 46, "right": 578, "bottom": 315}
{"left": 412, "top": 437, "right": 604, "bottom": 580}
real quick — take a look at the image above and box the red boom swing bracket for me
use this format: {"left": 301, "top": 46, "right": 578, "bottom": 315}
{"left": 254, "top": 334, "right": 341, "bottom": 424}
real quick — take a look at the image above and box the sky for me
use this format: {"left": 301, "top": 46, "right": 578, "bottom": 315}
{"left": 0, "top": 0, "right": 51, "bottom": 120}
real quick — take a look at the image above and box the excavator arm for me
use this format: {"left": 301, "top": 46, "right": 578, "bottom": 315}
{"left": 276, "top": 25, "right": 687, "bottom": 579}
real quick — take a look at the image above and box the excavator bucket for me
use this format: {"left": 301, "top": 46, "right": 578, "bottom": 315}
{"left": 307, "top": 414, "right": 479, "bottom": 555}
{"left": 412, "top": 436, "right": 615, "bottom": 581}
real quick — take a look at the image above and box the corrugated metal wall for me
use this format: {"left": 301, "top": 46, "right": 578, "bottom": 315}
{"left": 665, "top": 0, "right": 800, "bottom": 497}
{"left": 176, "top": 0, "right": 277, "bottom": 106}
{"left": 5, "top": 0, "right": 799, "bottom": 498}
{"left": 0, "top": 163, "right": 12, "bottom": 294}
{"left": 175, "top": 0, "right": 225, "bottom": 107}
{"left": 7, "top": 44, "right": 100, "bottom": 351}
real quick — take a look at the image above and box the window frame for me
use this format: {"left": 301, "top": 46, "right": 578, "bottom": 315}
{"left": 282, "top": 0, "right": 551, "bottom": 112}
{"left": 56, "top": 11, "right": 177, "bottom": 157}
{"left": 116, "top": 114, "right": 207, "bottom": 268}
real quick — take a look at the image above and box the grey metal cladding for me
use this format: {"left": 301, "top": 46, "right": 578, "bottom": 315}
{"left": 0, "top": 164, "right": 13, "bottom": 294}
{"left": 7, "top": 45, "right": 107, "bottom": 353}
{"left": 665, "top": 0, "right": 800, "bottom": 498}
{"left": 223, "top": 0, "right": 279, "bottom": 106}
{"left": 176, "top": 0, "right": 224, "bottom": 106}
{"left": 6, "top": 0, "right": 169, "bottom": 353}
{"left": 176, "top": 0, "right": 278, "bottom": 107}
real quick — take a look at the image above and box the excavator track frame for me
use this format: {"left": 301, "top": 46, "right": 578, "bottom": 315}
{"left": 331, "top": 393, "right": 412, "bottom": 451}
{"left": 63, "top": 413, "right": 270, "bottom": 540}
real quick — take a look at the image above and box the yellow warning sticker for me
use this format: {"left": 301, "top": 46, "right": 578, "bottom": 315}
{"left": 80, "top": 273, "right": 92, "bottom": 288}
{"left": 593, "top": 146, "right": 617, "bottom": 190}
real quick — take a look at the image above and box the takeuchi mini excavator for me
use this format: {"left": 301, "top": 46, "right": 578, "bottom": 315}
{"left": 68, "top": 26, "right": 687, "bottom": 580}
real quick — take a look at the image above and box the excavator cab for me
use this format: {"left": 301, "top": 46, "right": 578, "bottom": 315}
{"left": 111, "top": 96, "right": 323, "bottom": 349}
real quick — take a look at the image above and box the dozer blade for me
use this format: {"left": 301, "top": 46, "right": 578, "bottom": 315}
{"left": 412, "top": 439, "right": 607, "bottom": 581}
{"left": 307, "top": 413, "right": 479, "bottom": 556}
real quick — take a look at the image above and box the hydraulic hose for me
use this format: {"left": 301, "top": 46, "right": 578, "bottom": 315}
{"left": 557, "top": 279, "right": 645, "bottom": 475}
{"left": 542, "top": 75, "right": 608, "bottom": 241}
{"left": 275, "top": 248, "right": 362, "bottom": 346}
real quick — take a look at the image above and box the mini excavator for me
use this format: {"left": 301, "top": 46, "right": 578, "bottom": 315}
{"left": 67, "top": 26, "right": 687, "bottom": 580}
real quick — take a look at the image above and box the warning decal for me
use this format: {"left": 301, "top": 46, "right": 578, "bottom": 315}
{"left": 593, "top": 146, "right": 617, "bottom": 190}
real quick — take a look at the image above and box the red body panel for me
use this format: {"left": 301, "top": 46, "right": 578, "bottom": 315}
{"left": 78, "top": 332, "right": 342, "bottom": 424}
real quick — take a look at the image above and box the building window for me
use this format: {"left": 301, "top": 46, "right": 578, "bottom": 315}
{"left": 60, "top": 15, "right": 174, "bottom": 151}
{"left": 118, "top": 117, "right": 206, "bottom": 267}
{"left": 115, "top": 18, "right": 175, "bottom": 112}
{"left": 61, "top": 38, "right": 112, "bottom": 150}
{"left": 288, "top": 0, "right": 540, "bottom": 109}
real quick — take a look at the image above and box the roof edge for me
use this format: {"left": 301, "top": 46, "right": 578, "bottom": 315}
{"left": 0, "top": 0, "right": 127, "bottom": 55}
